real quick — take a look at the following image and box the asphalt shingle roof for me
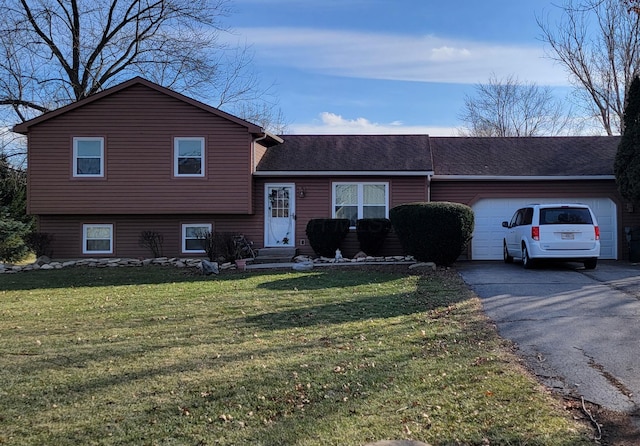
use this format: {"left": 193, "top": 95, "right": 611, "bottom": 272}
{"left": 430, "top": 136, "right": 619, "bottom": 177}
{"left": 256, "top": 134, "right": 620, "bottom": 177}
{"left": 256, "top": 134, "right": 433, "bottom": 172}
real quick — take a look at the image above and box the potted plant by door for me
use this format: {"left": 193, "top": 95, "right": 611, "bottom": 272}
{"left": 232, "top": 235, "right": 254, "bottom": 271}
{"left": 234, "top": 258, "right": 248, "bottom": 271}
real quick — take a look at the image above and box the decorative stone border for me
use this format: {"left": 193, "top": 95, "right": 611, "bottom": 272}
{"left": 0, "top": 254, "right": 426, "bottom": 274}
{"left": 0, "top": 256, "right": 225, "bottom": 274}
{"left": 296, "top": 255, "right": 415, "bottom": 264}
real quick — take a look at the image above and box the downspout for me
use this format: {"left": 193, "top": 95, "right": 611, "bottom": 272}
{"left": 427, "top": 135, "right": 434, "bottom": 202}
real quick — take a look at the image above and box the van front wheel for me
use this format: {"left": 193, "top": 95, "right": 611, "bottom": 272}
{"left": 522, "top": 245, "right": 534, "bottom": 269}
{"left": 503, "top": 242, "right": 513, "bottom": 263}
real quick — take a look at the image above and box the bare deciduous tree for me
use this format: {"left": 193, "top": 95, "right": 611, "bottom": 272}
{"left": 538, "top": 0, "right": 640, "bottom": 135}
{"left": 625, "top": 0, "right": 640, "bottom": 14}
{"left": 0, "top": 0, "right": 285, "bottom": 163}
{"left": 459, "top": 74, "right": 577, "bottom": 137}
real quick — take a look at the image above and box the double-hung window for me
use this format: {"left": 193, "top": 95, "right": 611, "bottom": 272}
{"left": 182, "top": 223, "right": 212, "bottom": 253}
{"left": 73, "top": 137, "right": 104, "bottom": 177}
{"left": 333, "top": 182, "right": 389, "bottom": 227}
{"left": 83, "top": 224, "right": 113, "bottom": 254}
{"left": 174, "top": 137, "right": 205, "bottom": 177}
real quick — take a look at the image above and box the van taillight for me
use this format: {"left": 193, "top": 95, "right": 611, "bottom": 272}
{"left": 532, "top": 226, "right": 540, "bottom": 241}
{"left": 595, "top": 226, "right": 600, "bottom": 240}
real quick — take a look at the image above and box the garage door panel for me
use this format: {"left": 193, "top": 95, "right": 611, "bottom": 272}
{"left": 471, "top": 198, "right": 617, "bottom": 260}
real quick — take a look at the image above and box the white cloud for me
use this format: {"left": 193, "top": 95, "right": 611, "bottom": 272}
{"left": 230, "top": 27, "right": 569, "bottom": 86}
{"left": 288, "top": 112, "right": 459, "bottom": 136}
{"left": 430, "top": 46, "right": 472, "bottom": 61}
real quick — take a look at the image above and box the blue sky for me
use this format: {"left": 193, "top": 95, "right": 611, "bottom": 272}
{"left": 224, "top": 0, "right": 571, "bottom": 135}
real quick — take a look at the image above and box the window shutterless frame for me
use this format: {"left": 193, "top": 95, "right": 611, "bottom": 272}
{"left": 182, "top": 223, "right": 212, "bottom": 253}
{"left": 73, "top": 137, "right": 104, "bottom": 177}
{"left": 82, "top": 224, "right": 113, "bottom": 254}
{"left": 174, "top": 137, "right": 205, "bottom": 177}
{"left": 332, "top": 182, "right": 389, "bottom": 228}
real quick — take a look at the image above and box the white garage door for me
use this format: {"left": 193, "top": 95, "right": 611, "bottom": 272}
{"left": 471, "top": 198, "right": 617, "bottom": 260}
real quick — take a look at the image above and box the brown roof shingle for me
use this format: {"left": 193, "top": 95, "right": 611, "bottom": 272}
{"left": 256, "top": 134, "right": 433, "bottom": 172}
{"left": 257, "top": 135, "right": 619, "bottom": 177}
{"left": 430, "top": 136, "right": 619, "bottom": 177}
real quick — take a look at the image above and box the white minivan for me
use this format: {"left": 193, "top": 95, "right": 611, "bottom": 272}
{"left": 502, "top": 203, "right": 600, "bottom": 269}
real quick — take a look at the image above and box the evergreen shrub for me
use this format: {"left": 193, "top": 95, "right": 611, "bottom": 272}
{"left": 390, "top": 202, "right": 474, "bottom": 266}
{"left": 305, "top": 219, "right": 350, "bottom": 257}
{"left": 24, "top": 232, "right": 54, "bottom": 258}
{"left": 356, "top": 218, "right": 392, "bottom": 256}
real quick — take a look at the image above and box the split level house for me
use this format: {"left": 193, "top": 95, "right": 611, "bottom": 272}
{"left": 13, "top": 77, "right": 639, "bottom": 261}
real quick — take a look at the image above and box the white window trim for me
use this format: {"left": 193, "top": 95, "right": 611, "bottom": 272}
{"left": 73, "top": 137, "right": 104, "bottom": 177}
{"left": 174, "top": 137, "right": 205, "bottom": 177}
{"left": 332, "top": 182, "right": 390, "bottom": 228}
{"left": 182, "top": 223, "right": 212, "bottom": 254}
{"left": 82, "top": 224, "right": 113, "bottom": 255}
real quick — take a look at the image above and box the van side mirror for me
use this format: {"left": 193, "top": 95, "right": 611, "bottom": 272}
{"left": 502, "top": 221, "right": 509, "bottom": 228}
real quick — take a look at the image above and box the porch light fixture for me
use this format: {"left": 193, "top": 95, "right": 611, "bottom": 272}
{"left": 298, "top": 187, "right": 306, "bottom": 198}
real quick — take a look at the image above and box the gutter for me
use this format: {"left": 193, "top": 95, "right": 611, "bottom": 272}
{"left": 254, "top": 170, "right": 435, "bottom": 177}
{"left": 432, "top": 175, "right": 616, "bottom": 181}
{"left": 252, "top": 131, "right": 284, "bottom": 171}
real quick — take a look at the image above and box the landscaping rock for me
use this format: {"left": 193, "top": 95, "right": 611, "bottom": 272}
{"left": 292, "top": 261, "right": 314, "bottom": 271}
{"left": 409, "top": 262, "right": 437, "bottom": 271}
{"left": 35, "top": 255, "right": 51, "bottom": 266}
{"left": 201, "top": 260, "right": 219, "bottom": 275}
{"left": 0, "top": 252, "right": 417, "bottom": 274}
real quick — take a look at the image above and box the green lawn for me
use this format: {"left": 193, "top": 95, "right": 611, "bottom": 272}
{"left": 0, "top": 265, "right": 592, "bottom": 445}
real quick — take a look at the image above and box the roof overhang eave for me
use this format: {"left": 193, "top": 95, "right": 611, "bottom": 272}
{"left": 254, "top": 170, "right": 435, "bottom": 177}
{"left": 431, "top": 175, "right": 615, "bottom": 181}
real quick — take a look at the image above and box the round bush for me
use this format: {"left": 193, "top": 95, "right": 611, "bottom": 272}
{"left": 390, "top": 202, "right": 474, "bottom": 266}
{"left": 356, "top": 218, "right": 391, "bottom": 256}
{"left": 305, "top": 219, "right": 350, "bottom": 257}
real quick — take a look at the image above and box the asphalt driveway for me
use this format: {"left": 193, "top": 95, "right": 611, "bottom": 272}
{"left": 457, "top": 260, "right": 640, "bottom": 414}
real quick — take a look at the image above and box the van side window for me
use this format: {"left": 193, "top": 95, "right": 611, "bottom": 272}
{"left": 522, "top": 208, "right": 533, "bottom": 225}
{"left": 509, "top": 210, "right": 521, "bottom": 227}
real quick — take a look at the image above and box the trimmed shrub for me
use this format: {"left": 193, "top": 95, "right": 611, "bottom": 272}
{"left": 356, "top": 218, "right": 391, "bottom": 256}
{"left": 24, "top": 232, "right": 54, "bottom": 257}
{"left": 305, "top": 219, "right": 350, "bottom": 257}
{"left": 390, "top": 202, "right": 474, "bottom": 266}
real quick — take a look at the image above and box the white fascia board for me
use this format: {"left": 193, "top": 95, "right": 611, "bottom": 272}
{"left": 432, "top": 175, "right": 615, "bottom": 181}
{"left": 254, "top": 171, "right": 434, "bottom": 177}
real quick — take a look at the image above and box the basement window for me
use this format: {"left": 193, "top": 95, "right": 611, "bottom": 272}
{"left": 83, "top": 224, "right": 113, "bottom": 254}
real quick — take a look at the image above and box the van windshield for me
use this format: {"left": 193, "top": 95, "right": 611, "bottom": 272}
{"left": 540, "top": 208, "right": 593, "bottom": 225}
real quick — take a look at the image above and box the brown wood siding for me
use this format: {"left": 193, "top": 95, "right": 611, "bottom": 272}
{"left": 27, "top": 84, "right": 254, "bottom": 216}
{"left": 253, "top": 142, "right": 268, "bottom": 172}
{"left": 254, "top": 176, "right": 428, "bottom": 258}
{"left": 38, "top": 214, "right": 265, "bottom": 259}
{"left": 430, "top": 178, "right": 637, "bottom": 260}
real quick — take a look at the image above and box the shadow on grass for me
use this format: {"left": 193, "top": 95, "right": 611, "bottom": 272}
{"left": 256, "top": 269, "right": 401, "bottom": 291}
{"left": 247, "top": 274, "right": 468, "bottom": 329}
{"left": 1, "top": 265, "right": 408, "bottom": 292}
{"left": 0, "top": 265, "right": 275, "bottom": 291}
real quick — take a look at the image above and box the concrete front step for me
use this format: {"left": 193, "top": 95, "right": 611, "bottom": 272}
{"left": 253, "top": 247, "right": 297, "bottom": 264}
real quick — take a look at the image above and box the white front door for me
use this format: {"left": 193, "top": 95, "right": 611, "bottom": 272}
{"left": 265, "top": 184, "right": 295, "bottom": 247}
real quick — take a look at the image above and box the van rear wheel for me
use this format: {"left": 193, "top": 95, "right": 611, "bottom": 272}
{"left": 584, "top": 258, "right": 598, "bottom": 270}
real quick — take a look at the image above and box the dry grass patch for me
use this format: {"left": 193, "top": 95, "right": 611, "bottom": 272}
{"left": 0, "top": 266, "right": 593, "bottom": 445}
